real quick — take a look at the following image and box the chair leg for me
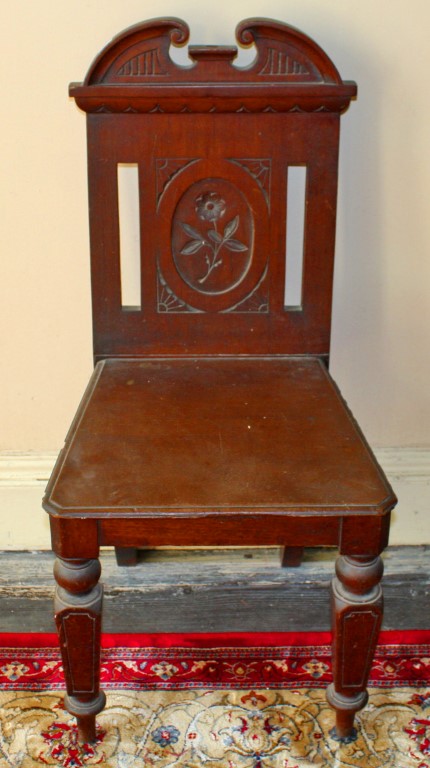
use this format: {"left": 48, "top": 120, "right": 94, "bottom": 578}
{"left": 327, "top": 554, "right": 383, "bottom": 742}
{"left": 115, "top": 547, "right": 139, "bottom": 566}
{"left": 54, "top": 557, "right": 106, "bottom": 743}
{"left": 280, "top": 546, "right": 304, "bottom": 567}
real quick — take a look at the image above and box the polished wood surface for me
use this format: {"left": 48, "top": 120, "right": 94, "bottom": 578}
{"left": 44, "top": 17, "right": 396, "bottom": 744}
{"left": 71, "top": 18, "right": 356, "bottom": 361}
{"left": 45, "top": 357, "right": 393, "bottom": 518}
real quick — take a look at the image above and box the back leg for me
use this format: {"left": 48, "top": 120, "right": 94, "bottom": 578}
{"left": 281, "top": 547, "right": 304, "bottom": 567}
{"left": 115, "top": 547, "right": 139, "bottom": 566}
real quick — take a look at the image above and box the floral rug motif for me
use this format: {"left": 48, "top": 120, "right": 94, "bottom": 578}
{"left": 1, "top": 687, "right": 430, "bottom": 767}
{"left": 1, "top": 637, "right": 430, "bottom": 691}
{"left": 0, "top": 634, "right": 429, "bottom": 766}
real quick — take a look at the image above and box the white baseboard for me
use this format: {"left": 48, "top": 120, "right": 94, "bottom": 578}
{"left": 0, "top": 448, "right": 429, "bottom": 549}
{"left": 0, "top": 452, "right": 58, "bottom": 488}
{"left": 373, "top": 447, "right": 430, "bottom": 545}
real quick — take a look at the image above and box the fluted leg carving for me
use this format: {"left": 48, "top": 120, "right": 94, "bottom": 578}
{"left": 327, "top": 555, "right": 383, "bottom": 742}
{"left": 54, "top": 558, "right": 106, "bottom": 744}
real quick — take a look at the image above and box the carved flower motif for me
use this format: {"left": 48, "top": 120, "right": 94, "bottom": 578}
{"left": 195, "top": 192, "right": 226, "bottom": 222}
{"left": 180, "top": 193, "right": 248, "bottom": 285}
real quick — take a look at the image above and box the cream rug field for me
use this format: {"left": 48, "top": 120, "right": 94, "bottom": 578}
{"left": 0, "top": 632, "right": 429, "bottom": 766}
{"left": 1, "top": 687, "right": 430, "bottom": 767}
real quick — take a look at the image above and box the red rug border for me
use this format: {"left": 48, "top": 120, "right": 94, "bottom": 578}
{"left": 0, "top": 629, "right": 429, "bottom": 648}
{"left": 1, "top": 631, "right": 429, "bottom": 691}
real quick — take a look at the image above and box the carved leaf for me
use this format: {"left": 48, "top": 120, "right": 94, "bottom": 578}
{"left": 223, "top": 216, "right": 239, "bottom": 239}
{"left": 225, "top": 238, "right": 248, "bottom": 252}
{"left": 181, "top": 222, "right": 202, "bottom": 239}
{"left": 208, "top": 230, "right": 223, "bottom": 244}
{"left": 181, "top": 240, "right": 204, "bottom": 255}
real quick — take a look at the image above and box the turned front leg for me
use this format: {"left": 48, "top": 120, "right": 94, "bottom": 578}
{"left": 327, "top": 555, "right": 383, "bottom": 742}
{"left": 54, "top": 558, "right": 106, "bottom": 743}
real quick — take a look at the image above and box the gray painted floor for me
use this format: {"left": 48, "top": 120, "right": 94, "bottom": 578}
{"left": 1, "top": 546, "right": 429, "bottom": 633}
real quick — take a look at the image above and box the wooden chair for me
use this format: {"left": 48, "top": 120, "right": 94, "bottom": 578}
{"left": 43, "top": 17, "right": 397, "bottom": 745}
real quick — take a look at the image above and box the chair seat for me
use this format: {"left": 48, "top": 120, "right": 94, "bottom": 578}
{"left": 44, "top": 356, "right": 393, "bottom": 519}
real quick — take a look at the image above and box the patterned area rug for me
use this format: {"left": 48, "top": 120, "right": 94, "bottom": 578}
{"left": 0, "top": 632, "right": 429, "bottom": 767}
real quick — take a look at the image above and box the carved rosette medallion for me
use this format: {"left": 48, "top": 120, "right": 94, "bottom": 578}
{"left": 157, "top": 160, "right": 270, "bottom": 313}
{"left": 173, "top": 180, "right": 252, "bottom": 295}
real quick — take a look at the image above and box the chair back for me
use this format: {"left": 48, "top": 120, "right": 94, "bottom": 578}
{"left": 70, "top": 18, "right": 356, "bottom": 360}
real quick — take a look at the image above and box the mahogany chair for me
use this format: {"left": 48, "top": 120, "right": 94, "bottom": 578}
{"left": 43, "top": 17, "right": 397, "bottom": 745}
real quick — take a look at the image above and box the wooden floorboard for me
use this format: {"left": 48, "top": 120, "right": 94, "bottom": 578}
{"left": 1, "top": 546, "right": 429, "bottom": 633}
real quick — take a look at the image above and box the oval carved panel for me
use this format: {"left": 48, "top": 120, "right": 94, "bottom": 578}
{"left": 157, "top": 159, "right": 269, "bottom": 313}
{"left": 172, "top": 179, "right": 253, "bottom": 296}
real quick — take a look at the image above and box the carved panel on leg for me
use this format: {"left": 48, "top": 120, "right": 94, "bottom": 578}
{"left": 54, "top": 558, "right": 106, "bottom": 744}
{"left": 327, "top": 555, "right": 383, "bottom": 743}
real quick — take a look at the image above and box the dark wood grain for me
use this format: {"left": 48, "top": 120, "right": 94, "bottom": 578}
{"left": 54, "top": 558, "right": 105, "bottom": 743}
{"left": 44, "top": 357, "right": 393, "bottom": 519}
{"left": 43, "top": 17, "right": 396, "bottom": 743}
{"left": 328, "top": 555, "right": 384, "bottom": 740}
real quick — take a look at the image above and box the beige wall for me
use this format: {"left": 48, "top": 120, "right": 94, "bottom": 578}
{"left": 1, "top": 0, "right": 429, "bottom": 455}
